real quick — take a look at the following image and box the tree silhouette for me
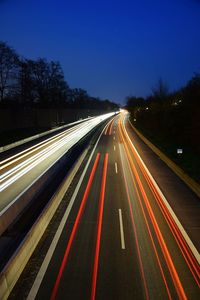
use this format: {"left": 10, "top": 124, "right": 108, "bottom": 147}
{"left": 0, "top": 41, "right": 19, "bottom": 102}
{"left": 152, "top": 78, "right": 169, "bottom": 102}
{"left": 16, "top": 59, "right": 35, "bottom": 106}
{"left": 0, "top": 41, "right": 119, "bottom": 112}
{"left": 184, "top": 73, "right": 200, "bottom": 106}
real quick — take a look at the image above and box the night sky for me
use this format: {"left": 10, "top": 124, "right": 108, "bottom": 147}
{"left": 1, "top": 0, "right": 200, "bottom": 104}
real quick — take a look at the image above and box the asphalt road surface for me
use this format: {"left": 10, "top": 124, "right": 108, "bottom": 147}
{"left": 0, "top": 113, "right": 115, "bottom": 215}
{"left": 11, "top": 112, "right": 200, "bottom": 299}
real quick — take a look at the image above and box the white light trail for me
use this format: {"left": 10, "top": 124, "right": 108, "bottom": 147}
{"left": 0, "top": 112, "right": 116, "bottom": 192}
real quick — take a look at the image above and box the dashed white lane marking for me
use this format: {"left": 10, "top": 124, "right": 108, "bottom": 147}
{"left": 26, "top": 125, "right": 106, "bottom": 300}
{"left": 118, "top": 209, "right": 126, "bottom": 250}
{"left": 115, "top": 162, "right": 118, "bottom": 174}
{"left": 114, "top": 145, "right": 116, "bottom": 151}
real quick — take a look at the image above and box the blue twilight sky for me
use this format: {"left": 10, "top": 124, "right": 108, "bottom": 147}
{"left": 0, "top": 0, "right": 200, "bottom": 104}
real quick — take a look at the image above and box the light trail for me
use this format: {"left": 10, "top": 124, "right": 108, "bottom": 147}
{"left": 0, "top": 125, "right": 90, "bottom": 190}
{"left": 50, "top": 153, "right": 101, "bottom": 300}
{"left": 0, "top": 132, "right": 78, "bottom": 191}
{"left": 0, "top": 112, "right": 116, "bottom": 192}
{"left": 108, "top": 118, "right": 115, "bottom": 135}
{"left": 104, "top": 118, "right": 113, "bottom": 135}
{"left": 1, "top": 127, "right": 81, "bottom": 181}
{"left": 26, "top": 125, "right": 106, "bottom": 300}
{"left": 119, "top": 145, "right": 150, "bottom": 300}
{"left": 142, "top": 166, "right": 200, "bottom": 287}
{"left": 1, "top": 114, "right": 112, "bottom": 168}
{"left": 91, "top": 153, "right": 108, "bottom": 300}
{"left": 121, "top": 113, "right": 200, "bottom": 286}
{"left": 119, "top": 144, "right": 172, "bottom": 299}
{"left": 122, "top": 114, "right": 199, "bottom": 264}
{"left": 1, "top": 125, "right": 77, "bottom": 168}
{"left": 118, "top": 114, "right": 197, "bottom": 299}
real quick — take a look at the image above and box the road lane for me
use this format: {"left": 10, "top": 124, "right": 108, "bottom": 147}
{"left": 50, "top": 152, "right": 101, "bottom": 300}
{"left": 118, "top": 113, "right": 199, "bottom": 299}
{"left": 91, "top": 153, "right": 108, "bottom": 300}
{"left": 124, "top": 117, "right": 200, "bottom": 252}
{"left": 96, "top": 129, "right": 147, "bottom": 299}
{"left": 33, "top": 139, "right": 110, "bottom": 299}
{"left": 0, "top": 113, "right": 115, "bottom": 215}
{"left": 10, "top": 112, "right": 199, "bottom": 300}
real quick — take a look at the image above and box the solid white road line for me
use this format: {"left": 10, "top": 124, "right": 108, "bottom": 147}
{"left": 27, "top": 124, "right": 107, "bottom": 300}
{"left": 118, "top": 209, "right": 125, "bottom": 250}
{"left": 115, "top": 162, "right": 118, "bottom": 174}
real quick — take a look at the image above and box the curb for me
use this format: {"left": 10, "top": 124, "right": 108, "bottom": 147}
{"left": 129, "top": 120, "right": 200, "bottom": 199}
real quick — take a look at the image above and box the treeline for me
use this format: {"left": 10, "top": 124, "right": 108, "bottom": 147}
{"left": 126, "top": 76, "right": 200, "bottom": 181}
{"left": 0, "top": 41, "right": 118, "bottom": 111}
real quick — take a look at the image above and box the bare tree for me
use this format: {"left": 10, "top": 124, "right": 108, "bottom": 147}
{"left": 0, "top": 41, "right": 19, "bottom": 101}
{"left": 48, "top": 61, "right": 69, "bottom": 106}
{"left": 20, "top": 59, "right": 69, "bottom": 106}
{"left": 16, "top": 58, "right": 35, "bottom": 105}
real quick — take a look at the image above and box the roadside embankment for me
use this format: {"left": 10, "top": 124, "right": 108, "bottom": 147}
{"left": 129, "top": 120, "right": 200, "bottom": 198}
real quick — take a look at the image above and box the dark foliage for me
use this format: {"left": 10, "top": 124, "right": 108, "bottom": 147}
{"left": 126, "top": 75, "right": 200, "bottom": 182}
{"left": 0, "top": 41, "right": 118, "bottom": 111}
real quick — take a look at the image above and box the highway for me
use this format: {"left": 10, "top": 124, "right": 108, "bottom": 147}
{"left": 9, "top": 112, "right": 200, "bottom": 299}
{"left": 0, "top": 113, "right": 115, "bottom": 216}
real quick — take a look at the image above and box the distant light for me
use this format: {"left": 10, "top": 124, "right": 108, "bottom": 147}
{"left": 120, "top": 108, "right": 128, "bottom": 115}
{"left": 146, "top": 107, "right": 149, "bottom": 110}
{"left": 177, "top": 148, "right": 183, "bottom": 154}
{"left": 134, "top": 118, "right": 136, "bottom": 122}
{"left": 173, "top": 100, "right": 182, "bottom": 106}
